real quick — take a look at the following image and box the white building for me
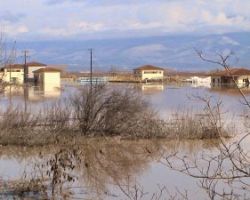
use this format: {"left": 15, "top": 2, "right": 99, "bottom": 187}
{"left": 211, "top": 68, "right": 250, "bottom": 87}
{"left": 0, "top": 62, "right": 47, "bottom": 84}
{"left": 26, "top": 62, "right": 47, "bottom": 80}
{"left": 0, "top": 64, "right": 24, "bottom": 84}
{"left": 134, "top": 65, "right": 164, "bottom": 82}
{"left": 33, "top": 67, "right": 61, "bottom": 89}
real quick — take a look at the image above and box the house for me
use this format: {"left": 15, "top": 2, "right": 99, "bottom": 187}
{"left": 134, "top": 65, "right": 164, "bottom": 82}
{"left": 33, "top": 67, "right": 61, "bottom": 89}
{"left": 0, "top": 64, "right": 24, "bottom": 84}
{"left": 0, "top": 61, "right": 47, "bottom": 84}
{"left": 26, "top": 62, "right": 47, "bottom": 80}
{"left": 211, "top": 68, "right": 250, "bottom": 87}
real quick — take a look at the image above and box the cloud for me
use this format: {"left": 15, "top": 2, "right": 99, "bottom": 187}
{"left": 2, "top": 0, "right": 250, "bottom": 40}
{"left": 0, "top": 11, "right": 26, "bottom": 23}
{"left": 0, "top": 11, "right": 28, "bottom": 36}
{"left": 39, "top": 20, "right": 105, "bottom": 38}
{"left": 1, "top": 23, "right": 29, "bottom": 36}
{"left": 45, "top": 0, "right": 167, "bottom": 6}
{"left": 45, "top": 0, "right": 83, "bottom": 5}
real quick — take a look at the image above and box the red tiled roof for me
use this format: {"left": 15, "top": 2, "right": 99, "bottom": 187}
{"left": 211, "top": 68, "right": 250, "bottom": 76}
{"left": 33, "top": 67, "right": 61, "bottom": 73}
{"left": 3, "top": 64, "right": 24, "bottom": 69}
{"left": 26, "top": 62, "right": 47, "bottom": 66}
{"left": 3, "top": 61, "right": 47, "bottom": 69}
{"left": 134, "top": 65, "right": 164, "bottom": 71}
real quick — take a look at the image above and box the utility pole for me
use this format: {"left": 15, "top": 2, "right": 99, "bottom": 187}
{"left": 89, "top": 48, "right": 93, "bottom": 89}
{"left": 23, "top": 50, "right": 29, "bottom": 113}
{"left": 23, "top": 50, "right": 29, "bottom": 84}
{"left": 9, "top": 41, "right": 17, "bottom": 83}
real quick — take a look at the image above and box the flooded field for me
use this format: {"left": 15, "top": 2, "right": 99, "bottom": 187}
{"left": 0, "top": 82, "right": 250, "bottom": 199}
{"left": 1, "top": 82, "right": 249, "bottom": 118}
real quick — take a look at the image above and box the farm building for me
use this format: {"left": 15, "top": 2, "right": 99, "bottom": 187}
{"left": 33, "top": 67, "right": 61, "bottom": 89}
{"left": 0, "top": 62, "right": 47, "bottom": 84}
{"left": 0, "top": 64, "right": 24, "bottom": 84}
{"left": 26, "top": 62, "right": 47, "bottom": 80}
{"left": 134, "top": 65, "right": 164, "bottom": 82}
{"left": 211, "top": 68, "right": 250, "bottom": 87}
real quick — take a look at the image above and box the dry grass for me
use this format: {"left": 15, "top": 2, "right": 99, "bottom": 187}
{"left": 165, "top": 111, "right": 233, "bottom": 140}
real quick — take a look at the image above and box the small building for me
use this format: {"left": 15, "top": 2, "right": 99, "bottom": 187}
{"left": 0, "top": 61, "right": 47, "bottom": 84}
{"left": 185, "top": 76, "right": 211, "bottom": 88}
{"left": 0, "top": 64, "right": 24, "bottom": 84}
{"left": 134, "top": 65, "right": 164, "bottom": 82}
{"left": 190, "top": 76, "right": 211, "bottom": 84}
{"left": 211, "top": 68, "right": 250, "bottom": 87}
{"left": 33, "top": 67, "right": 61, "bottom": 89}
{"left": 26, "top": 62, "right": 47, "bottom": 80}
{"left": 77, "top": 76, "right": 108, "bottom": 84}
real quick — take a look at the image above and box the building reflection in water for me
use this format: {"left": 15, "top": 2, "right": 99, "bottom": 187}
{"left": 3, "top": 83, "right": 61, "bottom": 102}
{"left": 140, "top": 83, "right": 164, "bottom": 94}
{"left": 209, "top": 84, "right": 250, "bottom": 97}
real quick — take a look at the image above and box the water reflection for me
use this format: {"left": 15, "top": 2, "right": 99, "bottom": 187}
{"left": 0, "top": 139, "right": 220, "bottom": 199}
{"left": 209, "top": 85, "right": 250, "bottom": 96}
{"left": 138, "top": 83, "right": 165, "bottom": 94}
{"left": 3, "top": 84, "right": 61, "bottom": 102}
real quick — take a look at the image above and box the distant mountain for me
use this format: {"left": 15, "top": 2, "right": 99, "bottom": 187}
{"left": 16, "top": 32, "right": 250, "bottom": 72}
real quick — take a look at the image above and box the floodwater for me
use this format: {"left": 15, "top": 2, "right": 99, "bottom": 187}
{"left": 0, "top": 82, "right": 250, "bottom": 199}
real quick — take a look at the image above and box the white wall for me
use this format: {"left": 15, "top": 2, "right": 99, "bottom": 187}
{"left": 28, "top": 66, "right": 46, "bottom": 79}
{"left": 141, "top": 70, "right": 164, "bottom": 80}
{"left": 237, "top": 75, "right": 250, "bottom": 86}
{"left": 43, "top": 72, "right": 61, "bottom": 90}
{"left": 2, "top": 69, "right": 24, "bottom": 84}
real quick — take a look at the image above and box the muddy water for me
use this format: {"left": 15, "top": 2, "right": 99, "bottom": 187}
{"left": 0, "top": 83, "right": 250, "bottom": 199}
{"left": 0, "top": 139, "right": 222, "bottom": 199}
{"left": 1, "top": 83, "right": 249, "bottom": 118}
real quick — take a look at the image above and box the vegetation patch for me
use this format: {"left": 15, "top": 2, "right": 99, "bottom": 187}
{"left": 0, "top": 85, "right": 233, "bottom": 146}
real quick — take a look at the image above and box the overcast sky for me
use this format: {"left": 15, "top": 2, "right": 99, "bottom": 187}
{"left": 1, "top": 0, "right": 250, "bottom": 41}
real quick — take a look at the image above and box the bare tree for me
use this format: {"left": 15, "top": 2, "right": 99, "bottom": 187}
{"left": 0, "top": 31, "right": 16, "bottom": 91}
{"left": 165, "top": 50, "right": 250, "bottom": 199}
{"left": 71, "top": 84, "right": 165, "bottom": 137}
{"left": 195, "top": 49, "right": 250, "bottom": 108}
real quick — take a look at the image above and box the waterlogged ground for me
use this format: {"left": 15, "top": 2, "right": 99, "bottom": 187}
{"left": 0, "top": 83, "right": 250, "bottom": 199}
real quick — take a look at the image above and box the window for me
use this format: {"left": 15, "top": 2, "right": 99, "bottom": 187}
{"left": 144, "top": 71, "right": 162, "bottom": 74}
{"left": 11, "top": 77, "right": 18, "bottom": 83}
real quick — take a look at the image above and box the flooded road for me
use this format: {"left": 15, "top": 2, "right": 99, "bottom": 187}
{"left": 0, "top": 83, "right": 250, "bottom": 199}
